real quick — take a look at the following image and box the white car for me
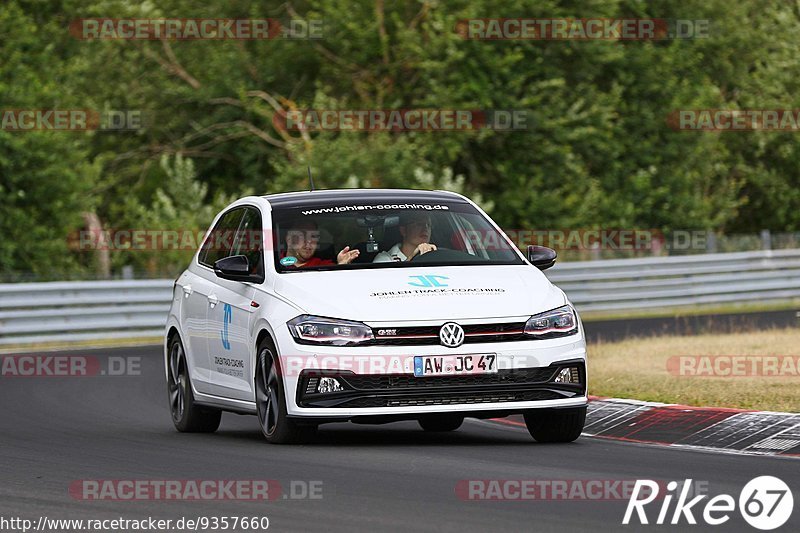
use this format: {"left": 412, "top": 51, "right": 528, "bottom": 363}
{"left": 165, "top": 189, "right": 587, "bottom": 443}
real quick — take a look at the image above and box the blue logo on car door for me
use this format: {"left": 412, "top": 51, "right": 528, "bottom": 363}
{"left": 220, "top": 303, "right": 232, "bottom": 350}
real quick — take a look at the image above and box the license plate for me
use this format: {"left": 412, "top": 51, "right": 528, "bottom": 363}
{"left": 413, "top": 354, "right": 497, "bottom": 377}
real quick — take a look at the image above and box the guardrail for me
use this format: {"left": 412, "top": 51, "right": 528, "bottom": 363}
{"left": 1, "top": 249, "right": 798, "bottom": 345}
{"left": 547, "top": 248, "right": 800, "bottom": 311}
{"left": 0, "top": 280, "right": 173, "bottom": 345}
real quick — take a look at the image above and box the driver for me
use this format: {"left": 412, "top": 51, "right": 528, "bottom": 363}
{"left": 373, "top": 213, "right": 437, "bottom": 262}
{"left": 282, "top": 220, "right": 359, "bottom": 267}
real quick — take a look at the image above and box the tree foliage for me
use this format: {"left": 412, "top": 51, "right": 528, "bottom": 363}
{"left": 2, "top": 0, "right": 799, "bottom": 278}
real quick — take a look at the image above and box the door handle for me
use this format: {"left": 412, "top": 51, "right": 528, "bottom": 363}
{"left": 182, "top": 284, "right": 193, "bottom": 297}
{"left": 208, "top": 294, "right": 219, "bottom": 307}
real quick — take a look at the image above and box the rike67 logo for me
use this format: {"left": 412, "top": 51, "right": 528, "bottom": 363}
{"left": 624, "top": 476, "right": 794, "bottom": 530}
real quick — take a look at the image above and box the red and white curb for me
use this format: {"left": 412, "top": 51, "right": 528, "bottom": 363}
{"left": 493, "top": 397, "right": 800, "bottom": 458}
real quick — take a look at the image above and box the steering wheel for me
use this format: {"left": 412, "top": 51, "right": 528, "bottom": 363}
{"left": 410, "top": 248, "right": 481, "bottom": 263}
{"left": 409, "top": 247, "right": 442, "bottom": 262}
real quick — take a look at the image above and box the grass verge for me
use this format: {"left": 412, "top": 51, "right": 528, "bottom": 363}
{"left": 588, "top": 328, "right": 800, "bottom": 412}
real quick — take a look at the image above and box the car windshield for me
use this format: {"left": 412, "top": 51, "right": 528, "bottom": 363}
{"left": 271, "top": 199, "right": 525, "bottom": 272}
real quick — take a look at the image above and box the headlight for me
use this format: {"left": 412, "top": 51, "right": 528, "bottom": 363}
{"left": 287, "top": 315, "right": 374, "bottom": 346}
{"left": 524, "top": 305, "right": 578, "bottom": 338}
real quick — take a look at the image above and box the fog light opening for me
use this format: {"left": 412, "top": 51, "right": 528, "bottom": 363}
{"left": 317, "top": 376, "right": 344, "bottom": 393}
{"left": 554, "top": 366, "right": 581, "bottom": 384}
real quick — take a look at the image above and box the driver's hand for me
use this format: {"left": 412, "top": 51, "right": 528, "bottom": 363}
{"left": 337, "top": 246, "right": 360, "bottom": 264}
{"left": 410, "top": 243, "right": 437, "bottom": 259}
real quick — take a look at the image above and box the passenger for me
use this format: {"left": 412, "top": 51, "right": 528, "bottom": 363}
{"left": 373, "top": 213, "right": 437, "bottom": 262}
{"left": 282, "top": 220, "right": 359, "bottom": 267}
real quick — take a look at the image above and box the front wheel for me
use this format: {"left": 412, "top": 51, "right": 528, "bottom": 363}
{"left": 167, "top": 336, "right": 221, "bottom": 433}
{"left": 523, "top": 406, "right": 586, "bottom": 443}
{"left": 255, "top": 338, "right": 316, "bottom": 444}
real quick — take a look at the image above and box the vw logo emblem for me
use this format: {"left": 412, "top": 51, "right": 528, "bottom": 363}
{"left": 439, "top": 322, "right": 465, "bottom": 348}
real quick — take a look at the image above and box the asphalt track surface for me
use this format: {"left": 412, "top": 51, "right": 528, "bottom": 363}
{"left": 1, "top": 346, "right": 798, "bottom": 533}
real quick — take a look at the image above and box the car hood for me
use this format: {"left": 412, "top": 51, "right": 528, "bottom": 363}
{"left": 272, "top": 265, "right": 566, "bottom": 323}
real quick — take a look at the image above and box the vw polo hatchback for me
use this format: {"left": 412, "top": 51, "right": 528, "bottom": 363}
{"left": 165, "top": 189, "right": 587, "bottom": 443}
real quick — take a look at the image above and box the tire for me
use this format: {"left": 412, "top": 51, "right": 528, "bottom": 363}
{"left": 255, "top": 337, "right": 316, "bottom": 444}
{"left": 167, "top": 336, "right": 222, "bottom": 433}
{"left": 418, "top": 414, "right": 464, "bottom": 432}
{"left": 523, "top": 406, "right": 586, "bottom": 443}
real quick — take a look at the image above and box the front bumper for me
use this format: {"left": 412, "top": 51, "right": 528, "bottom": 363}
{"left": 276, "top": 329, "right": 588, "bottom": 418}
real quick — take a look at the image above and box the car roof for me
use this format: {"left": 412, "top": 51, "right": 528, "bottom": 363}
{"left": 262, "top": 188, "right": 468, "bottom": 208}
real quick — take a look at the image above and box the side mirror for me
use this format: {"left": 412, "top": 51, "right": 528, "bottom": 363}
{"left": 527, "top": 245, "right": 557, "bottom": 270}
{"left": 214, "top": 255, "right": 261, "bottom": 283}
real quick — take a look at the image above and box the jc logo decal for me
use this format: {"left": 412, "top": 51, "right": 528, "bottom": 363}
{"left": 408, "top": 275, "right": 449, "bottom": 288}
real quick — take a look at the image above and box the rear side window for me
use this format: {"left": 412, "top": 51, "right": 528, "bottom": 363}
{"left": 198, "top": 208, "right": 244, "bottom": 267}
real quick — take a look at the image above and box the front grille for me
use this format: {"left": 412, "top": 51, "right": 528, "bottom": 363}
{"left": 340, "top": 367, "right": 557, "bottom": 390}
{"left": 367, "top": 322, "right": 528, "bottom": 346}
{"left": 339, "top": 390, "right": 564, "bottom": 408}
